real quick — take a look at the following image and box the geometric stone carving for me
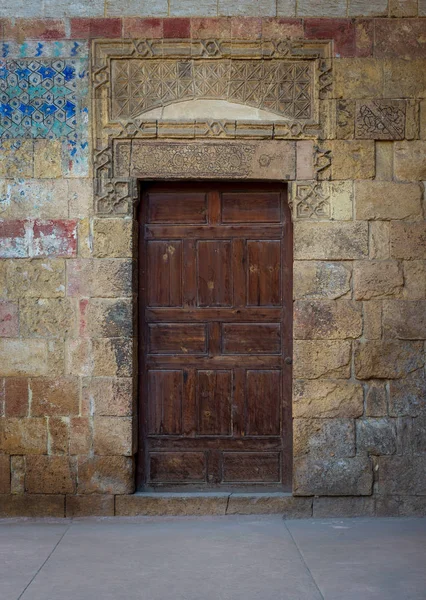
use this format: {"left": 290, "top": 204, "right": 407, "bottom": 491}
{"left": 292, "top": 182, "right": 331, "bottom": 219}
{"left": 355, "top": 100, "right": 406, "bottom": 140}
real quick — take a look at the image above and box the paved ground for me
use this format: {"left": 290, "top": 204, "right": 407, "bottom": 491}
{"left": 1, "top": 516, "right": 425, "bottom": 600}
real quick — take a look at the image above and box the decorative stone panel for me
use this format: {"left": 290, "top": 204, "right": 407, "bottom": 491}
{"left": 92, "top": 38, "right": 331, "bottom": 215}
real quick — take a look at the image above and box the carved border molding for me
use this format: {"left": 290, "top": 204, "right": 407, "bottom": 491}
{"left": 92, "top": 38, "right": 332, "bottom": 215}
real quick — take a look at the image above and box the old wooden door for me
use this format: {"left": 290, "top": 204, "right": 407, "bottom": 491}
{"left": 138, "top": 181, "right": 292, "bottom": 491}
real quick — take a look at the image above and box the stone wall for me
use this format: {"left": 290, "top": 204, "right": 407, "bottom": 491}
{"left": 0, "top": 12, "right": 426, "bottom": 517}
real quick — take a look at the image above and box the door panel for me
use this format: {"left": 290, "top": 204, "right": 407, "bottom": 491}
{"left": 138, "top": 182, "right": 292, "bottom": 490}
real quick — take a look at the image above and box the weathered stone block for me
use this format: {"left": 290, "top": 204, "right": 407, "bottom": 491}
{"left": 34, "top": 140, "right": 62, "bottom": 178}
{"left": 334, "top": 59, "right": 383, "bottom": 99}
{"left": 294, "top": 340, "right": 351, "bottom": 379}
{"left": 82, "top": 377, "right": 133, "bottom": 417}
{"left": 0, "top": 418, "right": 47, "bottom": 454}
{"left": 33, "top": 220, "right": 78, "bottom": 259}
{"left": 348, "top": 0, "right": 387, "bottom": 15}
{"left": 389, "top": 370, "right": 426, "bottom": 416}
{"left": 293, "top": 418, "right": 355, "bottom": 458}
{"left": 169, "top": 0, "right": 217, "bottom": 17}
{"left": 304, "top": 19, "right": 356, "bottom": 59}
{"left": 189, "top": 17, "right": 232, "bottom": 38}
{"left": 313, "top": 496, "right": 375, "bottom": 517}
{"left": 390, "top": 223, "right": 426, "bottom": 260}
{"left": 365, "top": 381, "right": 388, "bottom": 416}
{"left": 363, "top": 300, "right": 382, "bottom": 339}
{"left": 218, "top": 0, "right": 275, "bottom": 17}
{"left": 26, "top": 456, "right": 76, "bottom": 494}
{"left": 294, "top": 222, "right": 368, "bottom": 260}
{"left": 31, "top": 378, "right": 79, "bottom": 417}
{"left": 355, "top": 19, "right": 374, "bottom": 58}
{"left": 293, "top": 456, "right": 373, "bottom": 496}
{"left": 69, "top": 417, "right": 92, "bottom": 455}
{"left": 78, "top": 456, "right": 134, "bottom": 494}
{"left": 375, "top": 19, "right": 426, "bottom": 59}
{"left": 93, "top": 417, "right": 134, "bottom": 456}
{"left": 356, "top": 418, "right": 397, "bottom": 456}
{"left": 226, "top": 494, "right": 312, "bottom": 517}
{"left": 297, "top": 0, "right": 347, "bottom": 17}
{"left": 92, "top": 219, "right": 134, "bottom": 258}
{"left": 394, "top": 141, "right": 426, "bottom": 181}
{"left": 294, "top": 300, "right": 362, "bottom": 340}
{"left": 0, "top": 494, "right": 64, "bottom": 518}
{"left": 67, "top": 259, "right": 134, "bottom": 298}
{"left": 10, "top": 456, "right": 25, "bottom": 494}
{"left": 354, "top": 340, "right": 424, "bottom": 379}
{"left": 376, "top": 495, "right": 426, "bottom": 517}
{"left": 0, "top": 456, "right": 10, "bottom": 494}
{"left": 389, "top": 0, "right": 418, "bottom": 17}
{"left": 0, "top": 339, "right": 61, "bottom": 377}
{"left": 4, "top": 378, "right": 29, "bottom": 417}
{"left": 355, "top": 100, "right": 406, "bottom": 140}
{"left": 353, "top": 261, "right": 403, "bottom": 300}
{"left": 0, "top": 140, "right": 33, "bottom": 178}
{"left": 330, "top": 181, "right": 353, "bottom": 221}
{"left": 369, "top": 222, "right": 390, "bottom": 259}
{"left": 68, "top": 179, "right": 94, "bottom": 220}
{"left": 375, "top": 141, "right": 393, "bottom": 180}
{"left": 293, "top": 380, "right": 364, "bottom": 419}
{"left": 329, "top": 140, "right": 375, "bottom": 179}
{"left": 293, "top": 261, "right": 351, "bottom": 300}
{"left": 412, "top": 416, "right": 426, "bottom": 454}
{"left": 4, "top": 259, "right": 65, "bottom": 299}
{"left": 262, "top": 17, "right": 303, "bottom": 39}
{"left": 70, "top": 17, "right": 122, "bottom": 37}
{"left": 355, "top": 181, "right": 422, "bottom": 221}
{"left": 20, "top": 298, "right": 76, "bottom": 338}
{"left": 83, "top": 299, "right": 134, "bottom": 338}
{"left": 49, "top": 417, "right": 69, "bottom": 455}
{"left": 0, "top": 179, "right": 69, "bottom": 220}
{"left": 377, "top": 456, "right": 426, "bottom": 495}
{"left": 383, "top": 300, "right": 426, "bottom": 339}
{"left": 403, "top": 261, "right": 426, "bottom": 300}
{"left": 0, "top": 301, "right": 18, "bottom": 337}
{"left": 116, "top": 494, "right": 228, "bottom": 516}
{"left": 383, "top": 60, "right": 426, "bottom": 98}
{"left": 65, "top": 495, "right": 115, "bottom": 517}
{"left": 66, "top": 338, "right": 134, "bottom": 377}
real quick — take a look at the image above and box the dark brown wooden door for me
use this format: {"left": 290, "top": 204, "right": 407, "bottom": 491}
{"left": 138, "top": 182, "right": 292, "bottom": 491}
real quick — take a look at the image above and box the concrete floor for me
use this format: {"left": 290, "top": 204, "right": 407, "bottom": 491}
{"left": 1, "top": 516, "right": 425, "bottom": 600}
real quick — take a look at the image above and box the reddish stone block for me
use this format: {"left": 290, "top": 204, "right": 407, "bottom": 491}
{"left": 70, "top": 18, "right": 122, "bottom": 39}
{"left": 190, "top": 17, "right": 231, "bottom": 39}
{"left": 374, "top": 19, "right": 426, "bottom": 59}
{"left": 0, "top": 494, "right": 64, "bottom": 517}
{"left": 0, "top": 302, "right": 18, "bottom": 337}
{"left": 122, "top": 18, "right": 163, "bottom": 38}
{"left": 231, "top": 17, "right": 262, "bottom": 39}
{"left": 4, "top": 19, "right": 66, "bottom": 41}
{"left": 262, "top": 18, "right": 303, "bottom": 39}
{"left": 4, "top": 378, "right": 28, "bottom": 417}
{"left": 32, "top": 220, "right": 77, "bottom": 258}
{"left": 355, "top": 19, "right": 374, "bottom": 57}
{"left": 304, "top": 18, "right": 356, "bottom": 57}
{"left": 79, "top": 299, "right": 89, "bottom": 337}
{"left": 163, "top": 18, "right": 190, "bottom": 38}
{"left": 0, "top": 456, "right": 10, "bottom": 494}
{"left": 0, "top": 220, "right": 27, "bottom": 259}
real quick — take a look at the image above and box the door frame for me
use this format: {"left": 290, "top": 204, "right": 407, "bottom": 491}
{"left": 136, "top": 179, "right": 293, "bottom": 492}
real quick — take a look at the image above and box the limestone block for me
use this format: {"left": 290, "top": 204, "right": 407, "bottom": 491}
{"left": 66, "top": 259, "right": 134, "bottom": 298}
{"left": 355, "top": 100, "right": 406, "bottom": 140}
{"left": 0, "top": 456, "right": 10, "bottom": 494}
{"left": 376, "top": 495, "right": 426, "bottom": 517}
{"left": 383, "top": 60, "right": 426, "bottom": 98}
{"left": 293, "top": 456, "right": 373, "bottom": 495}
{"left": 297, "top": 0, "right": 347, "bottom": 16}
{"left": 31, "top": 378, "right": 79, "bottom": 417}
{"left": 365, "top": 381, "right": 388, "bottom": 417}
{"left": 4, "top": 378, "right": 29, "bottom": 417}
{"left": 0, "top": 141, "right": 33, "bottom": 178}
{"left": 394, "top": 141, "right": 426, "bottom": 181}
{"left": 354, "top": 340, "right": 424, "bottom": 379}
{"left": 389, "top": 0, "right": 418, "bottom": 16}
{"left": 390, "top": 223, "right": 426, "bottom": 259}
{"left": 331, "top": 181, "right": 353, "bottom": 221}
{"left": 293, "top": 418, "right": 355, "bottom": 458}
{"left": 69, "top": 417, "right": 92, "bottom": 455}
{"left": 189, "top": 17, "right": 232, "bottom": 38}
{"left": 0, "top": 179, "right": 69, "bottom": 219}
{"left": 68, "top": 179, "right": 94, "bottom": 220}
{"left": 375, "top": 19, "right": 426, "bottom": 60}
{"left": 403, "top": 261, "right": 426, "bottom": 299}
{"left": 66, "top": 338, "right": 134, "bottom": 377}
{"left": 0, "top": 339, "right": 62, "bottom": 377}
{"left": 329, "top": 140, "right": 375, "bottom": 179}
{"left": 294, "top": 222, "right": 368, "bottom": 260}
{"left": 43, "top": 0, "right": 104, "bottom": 16}
{"left": 296, "top": 141, "right": 314, "bottom": 180}
{"left": 369, "top": 222, "right": 390, "bottom": 259}
{"left": 356, "top": 418, "right": 397, "bottom": 455}
{"left": 412, "top": 416, "right": 426, "bottom": 454}
{"left": 49, "top": 417, "right": 69, "bottom": 455}
{"left": 4, "top": 259, "right": 65, "bottom": 299}
{"left": 93, "top": 417, "right": 134, "bottom": 456}
{"left": 348, "top": 0, "right": 387, "bottom": 15}
{"left": 294, "top": 300, "right": 362, "bottom": 339}
{"left": 34, "top": 140, "right": 62, "bottom": 178}
{"left": 293, "top": 261, "right": 352, "bottom": 300}
{"left": 10, "top": 456, "right": 25, "bottom": 494}
{"left": 83, "top": 299, "right": 134, "bottom": 338}
{"left": 0, "top": 495, "right": 64, "bottom": 518}
{"left": 218, "top": 0, "right": 276, "bottom": 16}
{"left": 313, "top": 496, "right": 375, "bottom": 517}
{"left": 276, "top": 0, "right": 297, "bottom": 16}
{"left": 293, "top": 340, "right": 352, "bottom": 379}
{"left": 169, "top": 0, "right": 218, "bottom": 16}
{"left": 355, "top": 181, "right": 422, "bottom": 220}
{"left": 262, "top": 17, "right": 302, "bottom": 38}
{"left": 353, "top": 260, "right": 403, "bottom": 300}
{"left": 20, "top": 298, "right": 76, "bottom": 338}
{"left": 0, "top": 418, "right": 47, "bottom": 455}
{"left": 363, "top": 300, "right": 382, "bottom": 339}
{"left": 26, "top": 456, "right": 76, "bottom": 494}
{"left": 377, "top": 456, "right": 426, "bottom": 495}
{"left": 0, "top": 301, "right": 18, "bottom": 337}
{"left": 65, "top": 495, "right": 115, "bottom": 517}
{"left": 92, "top": 219, "right": 134, "bottom": 258}
{"left": 78, "top": 456, "right": 134, "bottom": 494}
{"left": 421, "top": 0, "right": 426, "bottom": 15}
{"left": 293, "top": 380, "right": 364, "bottom": 419}
{"left": 226, "top": 495, "right": 312, "bottom": 517}
{"left": 375, "top": 142, "right": 393, "bottom": 180}
{"left": 82, "top": 377, "right": 133, "bottom": 417}
{"left": 116, "top": 494, "right": 228, "bottom": 516}
{"left": 336, "top": 100, "right": 355, "bottom": 140}
{"left": 383, "top": 300, "right": 426, "bottom": 339}
{"left": 334, "top": 59, "right": 384, "bottom": 99}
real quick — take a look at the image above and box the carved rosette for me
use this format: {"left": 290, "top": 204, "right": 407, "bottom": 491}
{"left": 92, "top": 38, "right": 332, "bottom": 215}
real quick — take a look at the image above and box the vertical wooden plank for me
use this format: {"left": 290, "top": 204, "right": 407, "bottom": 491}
{"left": 197, "top": 241, "right": 232, "bottom": 307}
{"left": 198, "top": 370, "right": 232, "bottom": 435}
{"left": 182, "top": 368, "right": 196, "bottom": 437}
{"left": 208, "top": 322, "right": 221, "bottom": 357}
{"left": 183, "top": 239, "right": 197, "bottom": 307}
{"left": 232, "top": 238, "right": 246, "bottom": 307}
{"left": 208, "top": 190, "right": 221, "bottom": 224}
{"left": 232, "top": 368, "right": 246, "bottom": 437}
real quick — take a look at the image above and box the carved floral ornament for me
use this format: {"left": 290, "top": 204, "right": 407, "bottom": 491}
{"left": 92, "top": 38, "right": 332, "bottom": 215}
